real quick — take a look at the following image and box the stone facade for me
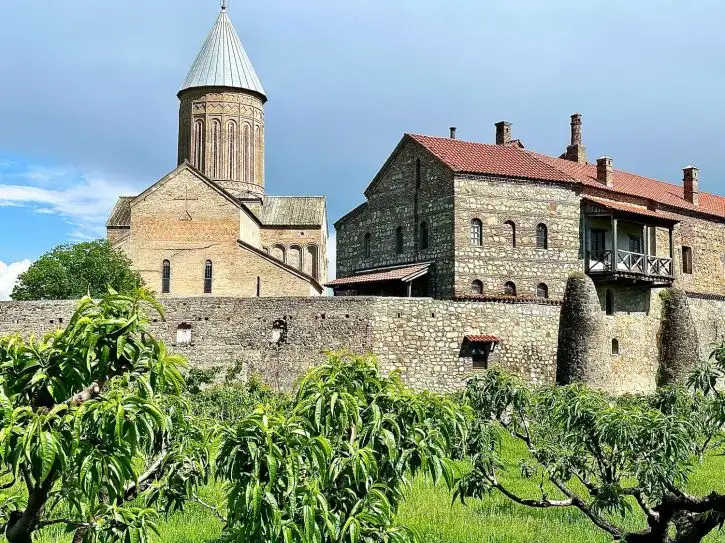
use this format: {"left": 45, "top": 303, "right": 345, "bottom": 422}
{"left": 4, "top": 292, "right": 723, "bottom": 395}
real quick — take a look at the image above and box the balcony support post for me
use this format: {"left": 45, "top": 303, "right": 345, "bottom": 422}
{"left": 643, "top": 225, "right": 649, "bottom": 274}
{"left": 612, "top": 217, "right": 618, "bottom": 271}
{"left": 669, "top": 227, "right": 674, "bottom": 261}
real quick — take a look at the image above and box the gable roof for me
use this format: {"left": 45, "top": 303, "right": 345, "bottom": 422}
{"left": 410, "top": 133, "right": 725, "bottom": 221}
{"left": 106, "top": 196, "right": 134, "bottom": 228}
{"left": 180, "top": 8, "right": 266, "bottom": 100}
{"left": 256, "top": 196, "right": 326, "bottom": 227}
{"left": 326, "top": 262, "right": 431, "bottom": 287}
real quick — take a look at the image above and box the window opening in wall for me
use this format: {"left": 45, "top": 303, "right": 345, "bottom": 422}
{"left": 628, "top": 235, "right": 642, "bottom": 254}
{"left": 419, "top": 221, "right": 429, "bottom": 250}
{"left": 590, "top": 228, "right": 606, "bottom": 260}
{"left": 270, "top": 319, "right": 288, "bottom": 344}
{"left": 227, "top": 121, "right": 237, "bottom": 179}
{"left": 463, "top": 337, "right": 499, "bottom": 369}
{"left": 536, "top": 283, "right": 549, "bottom": 299}
{"left": 605, "top": 289, "right": 614, "bottom": 315}
{"left": 363, "top": 233, "right": 371, "bottom": 258}
{"left": 176, "top": 323, "right": 192, "bottom": 346}
{"left": 470, "top": 219, "right": 483, "bottom": 246}
{"left": 682, "top": 246, "right": 693, "bottom": 274}
{"left": 256, "top": 276, "right": 261, "bottom": 297}
{"left": 395, "top": 226, "right": 403, "bottom": 254}
{"left": 204, "top": 260, "right": 213, "bottom": 294}
{"left": 611, "top": 338, "right": 620, "bottom": 355}
{"left": 162, "top": 260, "right": 171, "bottom": 294}
{"left": 415, "top": 158, "right": 421, "bottom": 190}
{"left": 211, "top": 119, "right": 221, "bottom": 178}
{"left": 504, "top": 281, "right": 517, "bottom": 296}
{"left": 504, "top": 220, "right": 516, "bottom": 247}
{"left": 536, "top": 223, "right": 548, "bottom": 249}
{"left": 471, "top": 280, "right": 484, "bottom": 295}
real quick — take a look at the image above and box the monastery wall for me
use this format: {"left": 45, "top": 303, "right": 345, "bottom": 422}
{"left": 2, "top": 294, "right": 724, "bottom": 394}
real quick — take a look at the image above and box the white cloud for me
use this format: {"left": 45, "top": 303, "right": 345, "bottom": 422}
{"left": 0, "top": 260, "right": 32, "bottom": 300}
{"left": 0, "top": 164, "right": 140, "bottom": 238}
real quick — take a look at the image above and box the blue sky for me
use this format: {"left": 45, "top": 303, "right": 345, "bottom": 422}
{"left": 1, "top": 0, "right": 725, "bottom": 296}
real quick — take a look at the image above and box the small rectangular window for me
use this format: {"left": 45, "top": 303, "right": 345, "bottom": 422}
{"left": 590, "top": 229, "right": 606, "bottom": 258}
{"left": 628, "top": 235, "right": 642, "bottom": 254}
{"left": 471, "top": 343, "right": 492, "bottom": 369}
{"left": 682, "top": 246, "right": 693, "bottom": 274}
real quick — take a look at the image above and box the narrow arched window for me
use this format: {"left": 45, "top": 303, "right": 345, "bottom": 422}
{"left": 289, "top": 245, "right": 303, "bottom": 271}
{"left": 271, "top": 244, "right": 286, "bottom": 263}
{"left": 363, "top": 233, "right": 371, "bottom": 258}
{"left": 305, "top": 245, "right": 319, "bottom": 279}
{"left": 415, "top": 158, "right": 422, "bottom": 190}
{"left": 419, "top": 221, "right": 429, "bottom": 250}
{"left": 471, "top": 280, "right": 484, "bottom": 295}
{"left": 536, "top": 223, "right": 548, "bottom": 249}
{"left": 162, "top": 260, "right": 171, "bottom": 294}
{"left": 612, "top": 338, "right": 620, "bottom": 355}
{"left": 193, "top": 119, "right": 205, "bottom": 170}
{"left": 504, "top": 220, "right": 516, "bottom": 247}
{"left": 204, "top": 260, "right": 213, "bottom": 294}
{"left": 504, "top": 281, "right": 517, "bottom": 296}
{"left": 605, "top": 289, "right": 614, "bottom": 315}
{"left": 253, "top": 124, "right": 260, "bottom": 183}
{"left": 211, "top": 120, "right": 221, "bottom": 178}
{"left": 536, "top": 283, "right": 548, "bottom": 299}
{"left": 470, "top": 219, "right": 483, "bottom": 246}
{"left": 227, "top": 121, "right": 237, "bottom": 180}
{"left": 395, "top": 226, "right": 404, "bottom": 254}
{"left": 243, "top": 123, "right": 251, "bottom": 183}
{"left": 256, "top": 276, "right": 261, "bottom": 297}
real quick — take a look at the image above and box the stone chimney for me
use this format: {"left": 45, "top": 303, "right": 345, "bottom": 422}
{"left": 683, "top": 166, "right": 699, "bottom": 206}
{"left": 564, "top": 113, "right": 586, "bottom": 163}
{"left": 449, "top": 127, "right": 457, "bottom": 139}
{"left": 596, "top": 156, "right": 613, "bottom": 187}
{"left": 495, "top": 121, "right": 512, "bottom": 145}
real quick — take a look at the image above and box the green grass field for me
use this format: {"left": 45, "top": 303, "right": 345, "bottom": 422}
{"left": 22, "top": 436, "right": 725, "bottom": 543}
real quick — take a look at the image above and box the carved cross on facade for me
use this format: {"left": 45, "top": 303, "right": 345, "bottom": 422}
{"left": 174, "top": 184, "right": 198, "bottom": 221}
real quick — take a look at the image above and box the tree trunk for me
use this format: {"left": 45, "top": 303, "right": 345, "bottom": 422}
{"left": 71, "top": 527, "right": 88, "bottom": 543}
{"left": 672, "top": 511, "right": 724, "bottom": 543}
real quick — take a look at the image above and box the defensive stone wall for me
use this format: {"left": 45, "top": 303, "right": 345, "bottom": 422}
{"left": 2, "top": 293, "right": 725, "bottom": 394}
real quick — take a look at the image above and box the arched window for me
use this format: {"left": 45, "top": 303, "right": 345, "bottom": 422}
{"left": 471, "top": 280, "right": 484, "bottom": 295}
{"left": 612, "top": 338, "right": 620, "bottom": 355}
{"left": 256, "top": 276, "right": 261, "bottom": 297}
{"left": 363, "top": 233, "right": 371, "bottom": 258}
{"left": 605, "top": 289, "right": 614, "bottom": 315}
{"left": 504, "top": 281, "right": 517, "bottom": 296}
{"left": 253, "top": 124, "right": 260, "bottom": 183}
{"left": 305, "top": 245, "right": 319, "bottom": 279}
{"left": 271, "top": 244, "right": 286, "bottom": 263}
{"left": 211, "top": 119, "right": 221, "bottom": 178}
{"left": 204, "top": 260, "right": 213, "bottom": 294}
{"left": 161, "top": 260, "right": 171, "bottom": 294}
{"left": 193, "top": 119, "right": 205, "bottom": 170}
{"left": 243, "top": 123, "right": 251, "bottom": 183}
{"left": 419, "top": 221, "right": 429, "bottom": 250}
{"left": 227, "top": 121, "right": 237, "bottom": 180}
{"left": 536, "top": 283, "right": 548, "bottom": 299}
{"left": 415, "top": 158, "right": 422, "bottom": 190}
{"left": 289, "top": 245, "right": 303, "bottom": 271}
{"left": 536, "top": 223, "right": 548, "bottom": 249}
{"left": 470, "top": 219, "right": 483, "bottom": 246}
{"left": 395, "top": 226, "right": 404, "bottom": 254}
{"left": 504, "top": 220, "right": 516, "bottom": 247}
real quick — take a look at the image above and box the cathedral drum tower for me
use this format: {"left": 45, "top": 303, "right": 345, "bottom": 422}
{"left": 176, "top": 3, "right": 266, "bottom": 198}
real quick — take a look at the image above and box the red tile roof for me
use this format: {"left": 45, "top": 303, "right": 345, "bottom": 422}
{"left": 582, "top": 196, "right": 680, "bottom": 222}
{"left": 464, "top": 335, "right": 501, "bottom": 343}
{"left": 410, "top": 134, "right": 725, "bottom": 220}
{"left": 326, "top": 263, "right": 430, "bottom": 287}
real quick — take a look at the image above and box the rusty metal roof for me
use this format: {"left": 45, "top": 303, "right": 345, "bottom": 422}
{"left": 180, "top": 7, "right": 266, "bottom": 99}
{"left": 258, "top": 196, "right": 325, "bottom": 226}
{"left": 106, "top": 196, "right": 134, "bottom": 228}
{"left": 326, "top": 263, "right": 431, "bottom": 287}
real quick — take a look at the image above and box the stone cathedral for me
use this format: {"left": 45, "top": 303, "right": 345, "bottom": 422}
{"left": 106, "top": 6, "right": 327, "bottom": 297}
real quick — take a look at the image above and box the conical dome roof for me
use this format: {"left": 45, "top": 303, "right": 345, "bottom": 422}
{"left": 180, "top": 7, "right": 266, "bottom": 100}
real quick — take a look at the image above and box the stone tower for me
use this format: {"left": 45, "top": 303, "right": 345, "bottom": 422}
{"left": 177, "top": 5, "right": 267, "bottom": 198}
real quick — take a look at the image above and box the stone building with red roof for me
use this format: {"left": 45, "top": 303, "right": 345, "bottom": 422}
{"left": 331, "top": 114, "right": 724, "bottom": 304}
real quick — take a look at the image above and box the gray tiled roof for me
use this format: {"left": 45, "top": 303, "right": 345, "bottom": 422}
{"left": 106, "top": 197, "right": 134, "bottom": 228}
{"left": 180, "top": 8, "right": 266, "bottom": 98}
{"left": 258, "top": 196, "right": 325, "bottom": 226}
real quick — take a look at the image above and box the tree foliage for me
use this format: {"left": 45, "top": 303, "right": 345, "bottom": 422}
{"left": 0, "top": 290, "right": 210, "bottom": 543}
{"left": 216, "top": 352, "right": 469, "bottom": 543}
{"left": 456, "top": 350, "right": 725, "bottom": 543}
{"left": 11, "top": 241, "right": 142, "bottom": 301}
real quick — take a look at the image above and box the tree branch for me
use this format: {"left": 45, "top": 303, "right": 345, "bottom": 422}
{"left": 36, "top": 519, "right": 94, "bottom": 529}
{"left": 550, "top": 478, "right": 623, "bottom": 539}
{"left": 487, "top": 475, "right": 572, "bottom": 508}
{"left": 123, "top": 448, "right": 168, "bottom": 501}
{"left": 191, "top": 494, "right": 227, "bottom": 524}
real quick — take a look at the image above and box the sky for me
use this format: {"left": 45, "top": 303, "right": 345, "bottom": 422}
{"left": 1, "top": 0, "right": 725, "bottom": 298}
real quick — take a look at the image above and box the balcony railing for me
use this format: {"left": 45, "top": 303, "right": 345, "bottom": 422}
{"left": 587, "top": 249, "right": 673, "bottom": 278}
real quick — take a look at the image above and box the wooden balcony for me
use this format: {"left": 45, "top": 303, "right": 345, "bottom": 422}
{"left": 586, "top": 249, "right": 674, "bottom": 286}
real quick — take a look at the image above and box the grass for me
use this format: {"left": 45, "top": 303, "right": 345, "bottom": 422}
{"left": 15, "top": 436, "right": 725, "bottom": 543}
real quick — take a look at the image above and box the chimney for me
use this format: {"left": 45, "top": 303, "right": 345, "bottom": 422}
{"left": 495, "top": 121, "right": 512, "bottom": 145}
{"left": 564, "top": 113, "right": 586, "bottom": 163}
{"left": 449, "top": 126, "right": 457, "bottom": 139}
{"left": 597, "top": 156, "right": 613, "bottom": 187}
{"left": 683, "top": 166, "right": 699, "bottom": 206}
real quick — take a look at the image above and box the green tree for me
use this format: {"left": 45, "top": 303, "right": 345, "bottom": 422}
{"left": 216, "top": 352, "right": 468, "bottom": 542}
{"left": 0, "top": 290, "right": 210, "bottom": 543}
{"left": 455, "top": 353, "right": 725, "bottom": 543}
{"left": 11, "top": 241, "right": 142, "bottom": 301}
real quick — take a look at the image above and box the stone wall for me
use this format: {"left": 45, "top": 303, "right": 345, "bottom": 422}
{"left": 3, "top": 292, "right": 725, "bottom": 394}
